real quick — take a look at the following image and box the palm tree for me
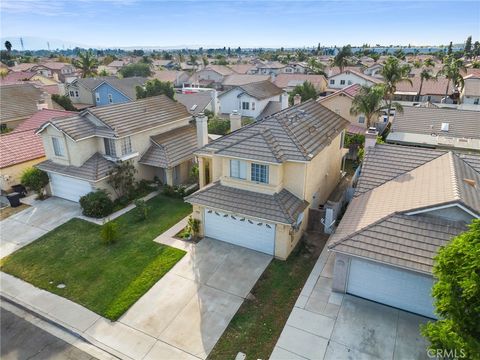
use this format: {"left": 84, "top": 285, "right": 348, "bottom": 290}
{"left": 417, "top": 68, "right": 437, "bottom": 102}
{"left": 381, "top": 56, "right": 412, "bottom": 117}
{"left": 423, "top": 58, "right": 435, "bottom": 68}
{"left": 333, "top": 45, "right": 352, "bottom": 72}
{"left": 4, "top": 40, "right": 12, "bottom": 52}
{"left": 74, "top": 51, "right": 98, "bottom": 78}
{"left": 307, "top": 58, "right": 326, "bottom": 76}
{"left": 350, "top": 85, "right": 386, "bottom": 129}
{"left": 440, "top": 55, "right": 466, "bottom": 103}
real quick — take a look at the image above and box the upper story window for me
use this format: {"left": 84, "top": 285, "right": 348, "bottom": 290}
{"left": 340, "top": 80, "right": 346, "bottom": 85}
{"left": 52, "top": 137, "right": 64, "bottom": 157}
{"left": 121, "top": 137, "right": 132, "bottom": 156}
{"left": 358, "top": 116, "right": 365, "bottom": 124}
{"left": 330, "top": 79, "right": 335, "bottom": 85}
{"left": 242, "top": 101, "right": 249, "bottom": 110}
{"left": 108, "top": 94, "right": 113, "bottom": 103}
{"left": 251, "top": 163, "right": 269, "bottom": 184}
{"left": 348, "top": 80, "right": 352, "bottom": 85}
{"left": 69, "top": 90, "right": 74, "bottom": 97}
{"left": 104, "top": 138, "right": 116, "bottom": 157}
{"left": 252, "top": 102, "right": 256, "bottom": 111}
{"left": 230, "top": 159, "right": 247, "bottom": 180}
{"left": 95, "top": 92, "right": 100, "bottom": 102}
{"left": 75, "top": 90, "right": 79, "bottom": 97}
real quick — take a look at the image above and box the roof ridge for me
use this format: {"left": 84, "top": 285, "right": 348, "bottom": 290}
{"left": 275, "top": 112, "right": 310, "bottom": 159}
{"left": 448, "top": 152, "right": 461, "bottom": 200}
{"left": 261, "top": 129, "right": 284, "bottom": 162}
{"left": 273, "top": 191, "right": 296, "bottom": 223}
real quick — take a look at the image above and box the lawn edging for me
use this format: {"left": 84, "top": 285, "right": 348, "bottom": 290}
{"left": 77, "top": 190, "right": 159, "bottom": 225}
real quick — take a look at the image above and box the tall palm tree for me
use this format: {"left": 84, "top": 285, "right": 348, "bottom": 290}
{"left": 307, "top": 58, "right": 327, "bottom": 76}
{"left": 440, "top": 55, "right": 466, "bottom": 103}
{"left": 423, "top": 58, "right": 435, "bottom": 68}
{"left": 417, "top": 68, "right": 437, "bottom": 102}
{"left": 4, "top": 40, "right": 12, "bottom": 52}
{"left": 350, "top": 85, "right": 386, "bottom": 129}
{"left": 381, "top": 56, "right": 412, "bottom": 117}
{"left": 333, "top": 45, "right": 352, "bottom": 72}
{"left": 74, "top": 51, "right": 98, "bottom": 78}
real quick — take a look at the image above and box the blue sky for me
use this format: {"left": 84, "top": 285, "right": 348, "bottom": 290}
{"left": 1, "top": 0, "right": 479, "bottom": 49}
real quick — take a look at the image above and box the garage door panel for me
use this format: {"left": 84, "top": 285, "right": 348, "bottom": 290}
{"left": 347, "top": 258, "right": 436, "bottom": 319}
{"left": 204, "top": 209, "right": 275, "bottom": 255}
{"left": 49, "top": 174, "right": 92, "bottom": 202}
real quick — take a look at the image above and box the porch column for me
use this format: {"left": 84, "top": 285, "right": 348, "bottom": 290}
{"left": 198, "top": 157, "right": 205, "bottom": 188}
{"left": 166, "top": 168, "right": 174, "bottom": 186}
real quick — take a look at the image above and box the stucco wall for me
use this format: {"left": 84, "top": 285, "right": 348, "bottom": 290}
{"left": 332, "top": 252, "right": 351, "bottom": 292}
{"left": 66, "top": 82, "right": 95, "bottom": 105}
{"left": 328, "top": 72, "right": 374, "bottom": 89}
{"left": 419, "top": 206, "right": 475, "bottom": 223}
{"left": 219, "top": 89, "right": 278, "bottom": 119}
{"left": 320, "top": 94, "right": 366, "bottom": 128}
{"left": 0, "top": 157, "right": 46, "bottom": 191}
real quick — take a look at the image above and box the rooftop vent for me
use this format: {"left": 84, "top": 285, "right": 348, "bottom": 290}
{"left": 464, "top": 178, "right": 476, "bottom": 187}
{"left": 441, "top": 122, "right": 449, "bottom": 131}
{"left": 190, "top": 104, "right": 198, "bottom": 111}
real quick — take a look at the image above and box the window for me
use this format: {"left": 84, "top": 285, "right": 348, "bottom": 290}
{"left": 348, "top": 80, "right": 352, "bottom": 85}
{"left": 330, "top": 79, "right": 335, "bottom": 85}
{"left": 474, "top": 98, "right": 479, "bottom": 105}
{"left": 69, "top": 90, "right": 74, "bottom": 97}
{"left": 121, "top": 136, "right": 132, "bottom": 155}
{"left": 251, "top": 163, "right": 268, "bottom": 183}
{"left": 242, "top": 101, "right": 249, "bottom": 110}
{"left": 75, "top": 90, "right": 79, "bottom": 97}
{"left": 104, "top": 138, "right": 116, "bottom": 157}
{"left": 252, "top": 102, "right": 256, "bottom": 111}
{"left": 95, "top": 92, "right": 100, "bottom": 102}
{"left": 230, "top": 159, "right": 247, "bottom": 179}
{"left": 358, "top": 116, "right": 365, "bottom": 124}
{"left": 340, "top": 131, "right": 345, "bottom": 149}
{"left": 108, "top": 94, "right": 113, "bottom": 103}
{"left": 340, "top": 80, "right": 346, "bottom": 85}
{"left": 52, "top": 137, "right": 64, "bottom": 157}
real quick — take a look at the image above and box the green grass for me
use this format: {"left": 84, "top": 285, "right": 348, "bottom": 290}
{"left": 0, "top": 195, "right": 192, "bottom": 320}
{"left": 208, "top": 240, "right": 321, "bottom": 360}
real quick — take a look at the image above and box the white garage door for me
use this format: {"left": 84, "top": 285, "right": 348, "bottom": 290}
{"left": 204, "top": 209, "right": 275, "bottom": 255}
{"left": 347, "top": 258, "right": 436, "bottom": 318}
{"left": 49, "top": 173, "right": 92, "bottom": 202}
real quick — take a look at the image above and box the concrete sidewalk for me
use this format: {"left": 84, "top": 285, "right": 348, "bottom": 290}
{"left": 1, "top": 217, "right": 271, "bottom": 360}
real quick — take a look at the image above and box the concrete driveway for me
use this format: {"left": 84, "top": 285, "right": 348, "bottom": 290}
{"left": 271, "top": 251, "right": 431, "bottom": 360}
{"left": 0, "top": 197, "right": 81, "bottom": 258}
{"left": 108, "top": 237, "right": 272, "bottom": 359}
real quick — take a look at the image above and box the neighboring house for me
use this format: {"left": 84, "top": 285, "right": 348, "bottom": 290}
{"left": 176, "top": 92, "right": 216, "bottom": 115}
{"left": 152, "top": 70, "right": 190, "bottom": 87}
{"left": 363, "top": 63, "right": 384, "bottom": 78}
{"left": 328, "top": 143, "right": 480, "bottom": 319}
{"left": 0, "top": 83, "right": 51, "bottom": 129}
{"left": 227, "top": 63, "right": 256, "bottom": 74}
{"left": 0, "top": 109, "right": 74, "bottom": 191}
{"left": 328, "top": 69, "right": 382, "bottom": 90}
{"left": 221, "top": 74, "right": 270, "bottom": 90}
{"left": 394, "top": 76, "right": 452, "bottom": 103}
{"left": 0, "top": 71, "right": 36, "bottom": 85}
{"left": 66, "top": 77, "right": 147, "bottom": 108}
{"left": 318, "top": 84, "right": 369, "bottom": 134}
{"left": 273, "top": 74, "right": 328, "bottom": 94}
{"left": 282, "top": 62, "right": 308, "bottom": 74}
{"left": 218, "top": 80, "right": 287, "bottom": 120}
{"left": 386, "top": 106, "right": 480, "bottom": 151}
{"left": 186, "top": 100, "right": 349, "bottom": 259}
{"left": 248, "top": 61, "right": 285, "bottom": 75}
{"left": 105, "top": 60, "right": 131, "bottom": 74}
{"left": 32, "top": 62, "right": 77, "bottom": 83}
{"left": 461, "top": 74, "right": 480, "bottom": 105}
{"left": 35, "top": 95, "right": 200, "bottom": 202}
{"left": 152, "top": 59, "right": 175, "bottom": 69}
{"left": 192, "top": 65, "right": 235, "bottom": 88}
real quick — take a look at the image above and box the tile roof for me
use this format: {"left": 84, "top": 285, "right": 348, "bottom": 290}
{"left": 185, "top": 182, "right": 308, "bottom": 225}
{"left": 463, "top": 75, "right": 480, "bottom": 97}
{"left": 8, "top": 63, "right": 38, "bottom": 72}
{"left": 152, "top": 70, "right": 186, "bottom": 83}
{"left": 257, "top": 101, "right": 283, "bottom": 120}
{"left": 227, "top": 64, "right": 256, "bottom": 74}
{"left": 74, "top": 77, "right": 147, "bottom": 100}
{"left": 0, "top": 130, "right": 43, "bottom": 168}
{"left": 176, "top": 93, "right": 212, "bottom": 115}
{"left": 318, "top": 83, "right": 361, "bottom": 103}
{"left": 0, "top": 71, "right": 35, "bottom": 85}
{"left": 40, "top": 62, "right": 71, "bottom": 70}
{"left": 15, "top": 109, "right": 75, "bottom": 132}
{"left": 36, "top": 152, "right": 115, "bottom": 181}
{"left": 204, "top": 65, "right": 235, "bottom": 76}
{"left": 395, "top": 76, "right": 452, "bottom": 96}
{"left": 273, "top": 74, "right": 327, "bottom": 91}
{"left": 42, "top": 95, "right": 191, "bottom": 140}
{"left": 219, "top": 80, "right": 284, "bottom": 100}
{"left": 329, "top": 69, "right": 383, "bottom": 84}
{"left": 222, "top": 74, "right": 270, "bottom": 87}
{"left": 139, "top": 124, "right": 197, "bottom": 168}
{"left": 328, "top": 144, "right": 480, "bottom": 274}
{"left": 0, "top": 84, "right": 45, "bottom": 122}
{"left": 198, "top": 100, "right": 349, "bottom": 163}
{"left": 390, "top": 106, "right": 480, "bottom": 140}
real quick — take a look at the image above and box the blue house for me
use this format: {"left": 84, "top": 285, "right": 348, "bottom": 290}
{"left": 66, "top": 77, "right": 147, "bottom": 108}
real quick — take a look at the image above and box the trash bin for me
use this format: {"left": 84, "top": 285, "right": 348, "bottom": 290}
{"left": 6, "top": 192, "right": 21, "bottom": 207}
{"left": 11, "top": 184, "right": 27, "bottom": 197}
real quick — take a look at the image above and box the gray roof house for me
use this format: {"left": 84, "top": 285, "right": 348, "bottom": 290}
{"left": 218, "top": 80, "right": 288, "bottom": 120}
{"left": 387, "top": 106, "right": 480, "bottom": 151}
{"left": 186, "top": 100, "right": 349, "bottom": 259}
{"left": 328, "top": 143, "right": 480, "bottom": 319}
{"left": 176, "top": 92, "right": 216, "bottom": 116}
{"left": 35, "top": 95, "right": 205, "bottom": 202}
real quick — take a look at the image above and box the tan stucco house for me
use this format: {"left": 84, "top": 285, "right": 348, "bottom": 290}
{"left": 35, "top": 95, "right": 203, "bottom": 202}
{"left": 186, "top": 100, "right": 349, "bottom": 259}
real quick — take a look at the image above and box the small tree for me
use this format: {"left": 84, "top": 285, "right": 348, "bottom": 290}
{"left": 51, "top": 94, "right": 77, "bottom": 111}
{"left": 134, "top": 199, "right": 149, "bottom": 220}
{"left": 100, "top": 221, "right": 118, "bottom": 245}
{"left": 107, "top": 160, "right": 137, "bottom": 200}
{"left": 187, "top": 216, "right": 200, "bottom": 240}
{"left": 21, "top": 168, "right": 49, "bottom": 199}
{"left": 136, "top": 79, "right": 174, "bottom": 100}
{"left": 208, "top": 117, "right": 230, "bottom": 135}
{"left": 119, "top": 63, "right": 152, "bottom": 77}
{"left": 288, "top": 81, "right": 317, "bottom": 105}
{"left": 421, "top": 220, "right": 480, "bottom": 359}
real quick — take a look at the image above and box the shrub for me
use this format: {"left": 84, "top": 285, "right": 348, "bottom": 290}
{"left": 208, "top": 117, "right": 230, "bottom": 135}
{"left": 134, "top": 179, "right": 152, "bottom": 197}
{"left": 100, "top": 221, "right": 118, "bottom": 245}
{"left": 190, "top": 164, "right": 199, "bottom": 183}
{"left": 107, "top": 160, "right": 137, "bottom": 199}
{"left": 79, "top": 190, "right": 114, "bottom": 218}
{"left": 21, "top": 168, "right": 49, "bottom": 200}
{"left": 187, "top": 216, "right": 200, "bottom": 240}
{"left": 134, "top": 199, "right": 149, "bottom": 220}
{"left": 51, "top": 94, "right": 77, "bottom": 111}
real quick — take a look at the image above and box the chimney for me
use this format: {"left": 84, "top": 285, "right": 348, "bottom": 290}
{"left": 195, "top": 113, "right": 209, "bottom": 148}
{"left": 293, "top": 94, "right": 302, "bottom": 106}
{"left": 230, "top": 110, "right": 242, "bottom": 132}
{"left": 364, "top": 127, "right": 379, "bottom": 150}
{"left": 36, "top": 100, "right": 48, "bottom": 111}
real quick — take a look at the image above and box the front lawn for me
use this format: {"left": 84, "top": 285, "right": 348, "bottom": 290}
{"left": 0, "top": 195, "right": 192, "bottom": 320}
{"left": 208, "top": 235, "right": 326, "bottom": 360}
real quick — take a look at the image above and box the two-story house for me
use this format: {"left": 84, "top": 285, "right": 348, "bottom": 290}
{"left": 33, "top": 62, "right": 78, "bottom": 83}
{"left": 35, "top": 95, "right": 201, "bottom": 202}
{"left": 327, "top": 69, "right": 382, "bottom": 90}
{"left": 66, "top": 77, "right": 147, "bottom": 108}
{"left": 185, "top": 100, "right": 349, "bottom": 259}
{"left": 218, "top": 80, "right": 288, "bottom": 120}
{"left": 461, "top": 73, "right": 480, "bottom": 105}
{"left": 328, "top": 142, "right": 480, "bottom": 319}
